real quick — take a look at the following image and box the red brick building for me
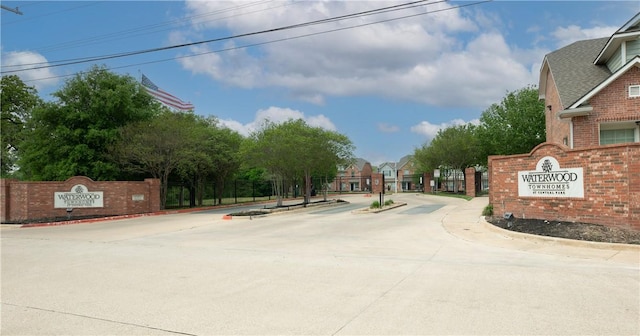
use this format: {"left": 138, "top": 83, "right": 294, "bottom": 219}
{"left": 396, "top": 155, "right": 422, "bottom": 192}
{"left": 330, "top": 158, "right": 373, "bottom": 192}
{"left": 539, "top": 14, "right": 640, "bottom": 148}
{"left": 489, "top": 14, "right": 640, "bottom": 231}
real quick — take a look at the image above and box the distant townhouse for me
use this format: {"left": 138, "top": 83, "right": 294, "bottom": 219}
{"left": 396, "top": 155, "right": 421, "bottom": 191}
{"left": 378, "top": 161, "right": 398, "bottom": 192}
{"left": 330, "top": 158, "right": 373, "bottom": 192}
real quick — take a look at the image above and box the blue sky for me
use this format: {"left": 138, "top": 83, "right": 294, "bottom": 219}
{"left": 1, "top": 1, "right": 638, "bottom": 166}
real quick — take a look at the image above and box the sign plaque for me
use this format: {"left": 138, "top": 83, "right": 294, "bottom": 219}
{"left": 518, "top": 156, "right": 584, "bottom": 198}
{"left": 54, "top": 184, "right": 104, "bottom": 208}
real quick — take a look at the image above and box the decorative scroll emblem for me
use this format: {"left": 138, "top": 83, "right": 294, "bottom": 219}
{"left": 541, "top": 159, "right": 552, "bottom": 173}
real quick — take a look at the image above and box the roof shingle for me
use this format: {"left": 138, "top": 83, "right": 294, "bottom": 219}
{"left": 545, "top": 37, "right": 611, "bottom": 108}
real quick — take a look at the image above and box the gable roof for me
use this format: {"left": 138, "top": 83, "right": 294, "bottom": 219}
{"left": 352, "top": 158, "right": 370, "bottom": 171}
{"left": 397, "top": 155, "right": 413, "bottom": 169}
{"left": 540, "top": 37, "right": 611, "bottom": 109}
{"left": 378, "top": 161, "right": 395, "bottom": 170}
{"left": 594, "top": 13, "right": 640, "bottom": 64}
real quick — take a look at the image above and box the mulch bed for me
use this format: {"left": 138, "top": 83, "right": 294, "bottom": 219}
{"left": 487, "top": 217, "right": 640, "bottom": 245}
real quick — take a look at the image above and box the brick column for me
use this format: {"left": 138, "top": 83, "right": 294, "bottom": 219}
{"left": 465, "top": 167, "right": 476, "bottom": 198}
{"left": 422, "top": 172, "right": 433, "bottom": 193}
{"left": 145, "top": 178, "right": 161, "bottom": 212}
{"left": 0, "top": 179, "right": 15, "bottom": 222}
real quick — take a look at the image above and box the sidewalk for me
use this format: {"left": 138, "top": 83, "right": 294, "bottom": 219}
{"left": 442, "top": 196, "right": 640, "bottom": 265}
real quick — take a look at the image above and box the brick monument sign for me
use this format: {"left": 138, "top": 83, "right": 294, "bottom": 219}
{"left": 0, "top": 176, "right": 161, "bottom": 224}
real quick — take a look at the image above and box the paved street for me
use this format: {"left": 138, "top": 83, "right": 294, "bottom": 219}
{"left": 2, "top": 193, "right": 639, "bottom": 335}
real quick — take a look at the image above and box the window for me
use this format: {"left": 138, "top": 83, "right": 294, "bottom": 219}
{"left": 629, "top": 85, "right": 640, "bottom": 98}
{"left": 599, "top": 122, "right": 638, "bottom": 145}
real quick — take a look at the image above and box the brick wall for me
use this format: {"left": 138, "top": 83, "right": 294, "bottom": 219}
{"left": 489, "top": 142, "right": 640, "bottom": 231}
{"left": 0, "top": 176, "right": 161, "bottom": 223}
{"left": 573, "top": 66, "right": 640, "bottom": 148}
{"left": 544, "top": 70, "right": 571, "bottom": 146}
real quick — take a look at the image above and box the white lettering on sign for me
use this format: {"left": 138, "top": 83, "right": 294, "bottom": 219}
{"left": 54, "top": 184, "right": 104, "bottom": 208}
{"left": 518, "top": 156, "right": 584, "bottom": 198}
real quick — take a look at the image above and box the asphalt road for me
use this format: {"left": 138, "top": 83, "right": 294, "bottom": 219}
{"left": 1, "top": 193, "right": 638, "bottom": 335}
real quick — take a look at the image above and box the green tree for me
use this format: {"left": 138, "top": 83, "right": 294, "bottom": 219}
{"left": 113, "top": 110, "right": 201, "bottom": 209}
{"left": 414, "top": 124, "right": 479, "bottom": 192}
{"left": 175, "top": 117, "right": 243, "bottom": 206}
{"left": 208, "top": 126, "right": 243, "bottom": 205}
{"left": 0, "top": 75, "right": 42, "bottom": 177}
{"left": 311, "top": 130, "right": 354, "bottom": 200}
{"left": 476, "top": 86, "right": 545, "bottom": 163}
{"left": 18, "top": 66, "right": 156, "bottom": 180}
{"left": 243, "top": 119, "right": 353, "bottom": 206}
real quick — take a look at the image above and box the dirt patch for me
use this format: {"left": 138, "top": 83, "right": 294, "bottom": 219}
{"left": 487, "top": 217, "right": 640, "bottom": 245}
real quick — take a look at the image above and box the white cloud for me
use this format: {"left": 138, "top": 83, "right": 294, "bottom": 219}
{"left": 410, "top": 118, "right": 479, "bottom": 139}
{"left": 219, "top": 106, "right": 336, "bottom": 136}
{"left": 551, "top": 24, "right": 618, "bottom": 48}
{"left": 377, "top": 123, "right": 399, "bottom": 133}
{"left": 179, "top": 1, "right": 537, "bottom": 109}
{"left": 0, "top": 50, "right": 58, "bottom": 90}
{"left": 176, "top": 2, "right": 621, "bottom": 110}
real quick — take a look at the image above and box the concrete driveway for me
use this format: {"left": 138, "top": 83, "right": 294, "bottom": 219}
{"left": 2, "top": 193, "right": 638, "bottom": 335}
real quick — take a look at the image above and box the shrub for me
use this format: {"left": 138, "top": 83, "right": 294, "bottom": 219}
{"left": 482, "top": 204, "right": 493, "bottom": 216}
{"left": 370, "top": 200, "right": 381, "bottom": 209}
{"left": 384, "top": 199, "right": 394, "bottom": 206}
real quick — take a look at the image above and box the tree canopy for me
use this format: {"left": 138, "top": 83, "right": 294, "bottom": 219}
{"left": 0, "top": 75, "right": 42, "bottom": 177}
{"left": 244, "top": 119, "right": 354, "bottom": 205}
{"left": 18, "top": 66, "right": 157, "bottom": 180}
{"left": 414, "top": 123, "right": 479, "bottom": 192}
{"left": 476, "top": 86, "right": 545, "bottom": 162}
{"left": 413, "top": 85, "right": 545, "bottom": 192}
{"left": 111, "top": 110, "right": 243, "bottom": 209}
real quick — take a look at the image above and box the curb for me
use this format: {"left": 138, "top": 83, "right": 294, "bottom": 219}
{"left": 16, "top": 196, "right": 330, "bottom": 228}
{"left": 352, "top": 202, "right": 407, "bottom": 214}
{"left": 220, "top": 199, "right": 347, "bottom": 220}
{"left": 481, "top": 216, "right": 640, "bottom": 251}
{"left": 19, "top": 205, "right": 229, "bottom": 228}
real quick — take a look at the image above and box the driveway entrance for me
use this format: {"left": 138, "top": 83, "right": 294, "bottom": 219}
{"left": 2, "top": 194, "right": 638, "bottom": 335}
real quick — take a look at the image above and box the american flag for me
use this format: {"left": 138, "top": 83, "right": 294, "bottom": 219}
{"left": 141, "top": 74, "right": 194, "bottom": 111}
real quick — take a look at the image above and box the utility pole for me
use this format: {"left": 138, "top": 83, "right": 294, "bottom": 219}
{"left": 1, "top": 5, "right": 23, "bottom": 15}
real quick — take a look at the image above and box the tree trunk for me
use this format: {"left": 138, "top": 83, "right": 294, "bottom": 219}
{"left": 216, "top": 177, "right": 225, "bottom": 205}
{"left": 304, "top": 172, "right": 311, "bottom": 205}
{"left": 160, "top": 172, "right": 169, "bottom": 210}
{"left": 274, "top": 176, "right": 283, "bottom": 207}
{"left": 323, "top": 176, "right": 328, "bottom": 201}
